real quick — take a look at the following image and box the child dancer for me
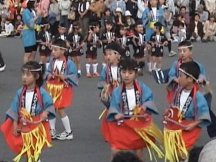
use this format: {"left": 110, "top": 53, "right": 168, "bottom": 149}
{"left": 163, "top": 61, "right": 211, "bottom": 162}
{"left": 107, "top": 58, "right": 164, "bottom": 160}
{"left": 37, "top": 18, "right": 51, "bottom": 73}
{"left": 117, "top": 24, "right": 131, "bottom": 58}
{"left": 132, "top": 21, "right": 146, "bottom": 75}
{"left": 98, "top": 42, "right": 123, "bottom": 142}
{"left": 149, "top": 22, "right": 168, "bottom": 71}
{"left": 67, "top": 22, "right": 84, "bottom": 78}
{"left": 45, "top": 39, "right": 78, "bottom": 140}
{"left": 86, "top": 22, "right": 102, "bottom": 77}
{"left": 1, "top": 61, "right": 55, "bottom": 162}
{"left": 101, "top": 20, "right": 115, "bottom": 68}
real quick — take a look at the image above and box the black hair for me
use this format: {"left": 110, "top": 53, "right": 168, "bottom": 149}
{"left": 27, "top": 0, "right": 35, "bottom": 10}
{"left": 52, "top": 39, "right": 67, "bottom": 49}
{"left": 22, "top": 61, "right": 43, "bottom": 87}
{"left": 111, "top": 151, "right": 143, "bottom": 162}
{"left": 178, "top": 40, "right": 193, "bottom": 50}
{"left": 180, "top": 6, "right": 186, "bottom": 10}
{"left": 148, "top": 0, "right": 160, "bottom": 10}
{"left": 179, "top": 61, "right": 200, "bottom": 81}
{"left": 179, "top": 22, "right": 185, "bottom": 27}
{"left": 119, "top": 58, "right": 138, "bottom": 71}
{"left": 154, "top": 22, "right": 162, "bottom": 30}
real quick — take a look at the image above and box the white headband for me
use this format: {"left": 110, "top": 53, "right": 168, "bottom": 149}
{"left": 179, "top": 68, "right": 198, "bottom": 82}
{"left": 23, "top": 67, "right": 42, "bottom": 72}
{"left": 51, "top": 45, "right": 67, "bottom": 50}
{"left": 178, "top": 45, "right": 193, "bottom": 50}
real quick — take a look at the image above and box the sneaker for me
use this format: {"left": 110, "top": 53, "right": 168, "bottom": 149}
{"left": 86, "top": 73, "right": 92, "bottom": 78}
{"left": 168, "top": 51, "right": 177, "bottom": 57}
{"left": 92, "top": 72, "right": 99, "bottom": 77}
{"left": 56, "top": 131, "right": 73, "bottom": 140}
{"left": 50, "top": 129, "right": 57, "bottom": 140}
{"left": 0, "top": 64, "right": 6, "bottom": 72}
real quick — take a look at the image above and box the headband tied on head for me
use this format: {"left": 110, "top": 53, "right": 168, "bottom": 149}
{"left": 22, "top": 67, "right": 42, "bottom": 72}
{"left": 179, "top": 68, "right": 198, "bottom": 82}
{"left": 178, "top": 45, "right": 193, "bottom": 50}
{"left": 51, "top": 44, "right": 67, "bottom": 50}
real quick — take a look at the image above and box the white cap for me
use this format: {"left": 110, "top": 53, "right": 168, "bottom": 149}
{"left": 125, "top": 10, "right": 132, "bottom": 16}
{"left": 116, "top": 7, "right": 122, "bottom": 13}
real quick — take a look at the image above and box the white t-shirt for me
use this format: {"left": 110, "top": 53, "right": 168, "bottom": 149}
{"left": 111, "top": 66, "right": 118, "bottom": 81}
{"left": 152, "top": 7, "right": 157, "bottom": 21}
{"left": 179, "top": 90, "right": 191, "bottom": 112}
{"left": 126, "top": 88, "right": 136, "bottom": 115}
{"left": 54, "top": 59, "right": 64, "bottom": 73}
{"left": 25, "top": 90, "right": 34, "bottom": 113}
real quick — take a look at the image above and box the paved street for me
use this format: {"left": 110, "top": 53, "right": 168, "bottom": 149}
{"left": 0, "top": 38, "right": 215, "bottom": 162}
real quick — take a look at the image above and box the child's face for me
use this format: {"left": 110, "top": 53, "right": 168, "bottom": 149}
{"left": 178, "top": 71, "right": 192, "bottom": 88}
{"left": 106, "top": 50, "right": 120, "bottom": 64}
{"left": 120, "top": 28, "right": 127, "bottom": 35}
{"left": 106, "top": 24, "right": 112, "bottom": 31}
{"left": 150, "top": 0, "right": 158, "bottom": 7}
{"left": 178, "top": 47, "right": 192, "bottom": 63}
{"left": 121, "top": 69, "right": 136, "bottom": 86}
{"left": 22, "top": 70, "right": 36, "bottom": 88}
{"left": 135, "top": 25, "right": 143, "bottom": 33}
{"left": 195, "top": 15, "right": 200, "bottom": 21}
{"left": 95, "top": 26, "right": 100, "bottom": 32}
{"left": 58, "top": 27, "right": 66, "bottom": 34}
{"left": 52, "top": 46, "right": 65, "bottom": 59}
{"left": 105, "top": 10, "right": 111, "bottom": 16}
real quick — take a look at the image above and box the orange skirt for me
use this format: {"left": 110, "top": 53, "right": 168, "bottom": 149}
{"left": 100, "top": 110, "right": 111, "bottom": 143}
{"left": 0, "top": 116, "right": 51, "bottom": 153}
{"left": 46, "top": 80, "right": 73, "bottom": 109}
{"left": 108, "top": 116, "right": 154, "bottom": 150}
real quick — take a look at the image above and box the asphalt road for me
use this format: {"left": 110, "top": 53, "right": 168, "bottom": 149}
{"left": 0, "top": 38, "right": 215, "bottom": 162}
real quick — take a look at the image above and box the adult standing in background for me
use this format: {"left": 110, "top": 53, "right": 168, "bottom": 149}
{"left": 78, "top": 0, "right": 90, "bottom": 38}
{"left": 137, "top": 0, "right": 148, "bottom": 20}
{"left": 204, "top": 0, "right": 216, "bottom": 14}
{"left": 59, "top": 0, "right": 71, "bottom": 28}
{"left": 22, "top": 0, "right": 39, "bottom": 63}
{"left": 49, "top": 0, "right": 60, "bottom": 36}
{"left": 105, "top": 0, "right": 126, "bottom": 15}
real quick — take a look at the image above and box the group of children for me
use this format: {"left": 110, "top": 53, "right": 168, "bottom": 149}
{"left": 98, "top": 40, "right": 212, "bottom": 162}
{"left": 0, "top": 22, "right": 213, "bottom": 161}
{"left": 1, "top": 38, "right": 78, "bottom": 162}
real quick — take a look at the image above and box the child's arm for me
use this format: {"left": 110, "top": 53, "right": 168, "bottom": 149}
{"left": 97, "top": 67, "right": 107, "bottom": 89}
{"left": 60, "top": 60, "right": 78, "bottom": 86}
{"left": 140, "top": 83, "right": 159, "bottom": 115}
{"left": 184, "top": 120, "right": 201, "bottom": 131}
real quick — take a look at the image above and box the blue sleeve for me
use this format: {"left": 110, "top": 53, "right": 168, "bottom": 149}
{"left": 44, "top": 58, "right": 53, "bottom": 80}
{"left": 6, "top": 88, "right": 22, "bottom": 121}
{"left": 140, "top": 83, "right": 158, "bottom": 114}
{"left": 196, "top": 92, "right": 211, "bottom": 127}
{"left": 23, "top": 10, "right": 35, "bottom": 29}
{"left": 65, "top": 60, "right": 78, "bottom": 86}
{"left": 168, "top": 61, "right": 178, "bottom": 84}
{"left": 40, "top": 88, "right": 56, "bottom": 119}
{"left": 97, "top": 67, "right": 107, "bottom": 89}
{"left": 142, "top": 9, "right": 149, "bottom": 27}
{"left": 197, "top": 62, "right": 207, "bottom": 81}
{"left": 107, "top": 88, "right": 121, "bottom": 121}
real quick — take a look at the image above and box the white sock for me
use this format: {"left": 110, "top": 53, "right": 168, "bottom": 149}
{"left": 86, "top": 64, "right": 91, "bottom": 74}
{"left": 102, "top": 63, "right": 106, "bottom": 69}
{"left": 148, "top": 62, "right": 152, "bottom": 72}
{"left": 61, "top": 116, "right": 72, "bottom": 133}
{"left": 93, "top": 63, "right": 98, "bottom": 74}
{"left": 78, "top": 69, "right": 81, "bottom": 74}
{"left": 49, "top": 118, "right": 56, "bottom": 130}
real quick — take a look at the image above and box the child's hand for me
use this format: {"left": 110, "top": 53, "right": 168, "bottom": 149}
{"left": 184, "top": 121, "right": 200, "bottom": 131}
{"left": 13, "top": 121, "right": 20, "bottom": 136}
{"left": 40, "top": 111, "right": 48, "bottom": 121}
{"left": 114, "top": 114, "right": 124, "bottom": 120}
{"left": 58, "top": 74, "right": 66, "bottom": 81}
{"left": 47, "top": 74, "right": 54, "bottom": 80}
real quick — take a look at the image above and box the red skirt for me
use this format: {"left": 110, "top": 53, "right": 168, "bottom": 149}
{"left": 0, "top": 116, "right": 51, "bottom": 153}
{"left": 46, "top": 80, "right": 73, "bottom": 109}
{"left": 100, "top": 110, "right": 111, "bottom": 143}
{"left": 182, "top": 125, "right": 201, "bottom": 149}
{"left": 108, "top": 116, "right": 154, "bottom": 150}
